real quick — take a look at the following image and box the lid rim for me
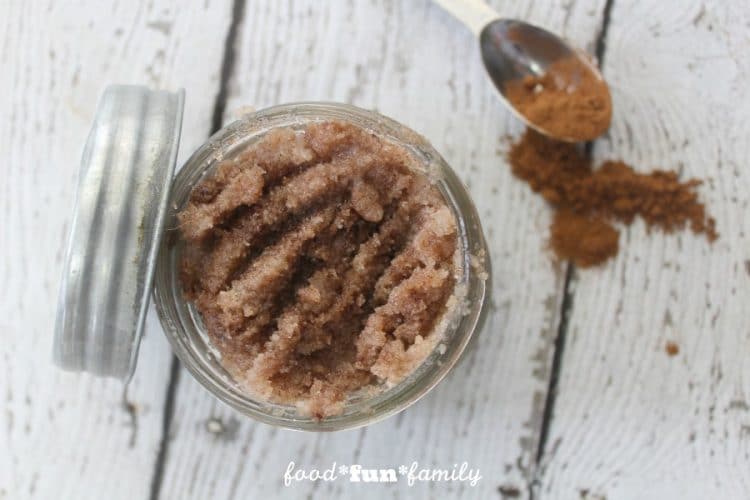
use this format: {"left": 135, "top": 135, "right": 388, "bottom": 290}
{"left": 127, "top": 88, "right": 185, "bottom": 381}
{"left": 53, "top": 85, "right": 185, "bottom": 381}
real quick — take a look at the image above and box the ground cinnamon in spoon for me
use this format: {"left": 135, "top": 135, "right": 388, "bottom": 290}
{"left": 508, "top": 129, "right": 717, "bottom": 267}
{"left": 504, "top": 56, "right": 612, "bottom": 141}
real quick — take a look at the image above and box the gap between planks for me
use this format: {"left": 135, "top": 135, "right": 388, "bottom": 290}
{"left": 148, "top": 1, "right": 248, "bottom": 499}
{"left": 532, "top": 1, "right": 615, "bottom": 497}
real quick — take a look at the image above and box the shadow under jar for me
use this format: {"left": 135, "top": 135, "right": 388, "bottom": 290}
{"left": 153, "top": 102, "right": 489, "bottom": 431}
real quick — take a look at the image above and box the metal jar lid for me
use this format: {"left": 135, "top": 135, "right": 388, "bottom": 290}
{"left": 53, "top": 85, "right": 184, "bottom": 380}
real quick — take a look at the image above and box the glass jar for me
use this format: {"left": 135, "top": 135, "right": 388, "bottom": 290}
{"left": 152, "top": 102, "right": 489, "bottom": 431}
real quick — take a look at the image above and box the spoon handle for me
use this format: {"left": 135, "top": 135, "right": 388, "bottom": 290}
{"left": 434, "top": 0, "right": 500, "bottom": 37}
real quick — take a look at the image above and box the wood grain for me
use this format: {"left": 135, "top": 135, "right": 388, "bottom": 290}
{"left": 11, "top": 1, "right": 744, "bottom": 498}
{"left": 155, "top": 1, "right": 607, "bottom": 499}
{"left": 0, "top": 1, "right": 231, "bottom": 498}
{"left": 539, "top": 1, "right": 750, "bottom": 498}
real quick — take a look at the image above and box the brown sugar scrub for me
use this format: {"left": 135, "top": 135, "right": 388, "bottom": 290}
{"left": 508, "top": 129, "right": 717, "bottom": 267}
{"left": 177, "top": 120, "right": 461, "bottom": 418}
{"left": 504, "top": 56, "right": 612, "bottom": 141}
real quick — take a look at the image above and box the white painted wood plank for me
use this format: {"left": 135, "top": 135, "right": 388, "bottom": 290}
{"left": 0, "top": 1, "right": 232, "bottom": 498}
{"left": 540, "top": 1, "right": 750, "bottom": 498}
{"left": 157, "top": 1, "right": 607, "bottom": 499}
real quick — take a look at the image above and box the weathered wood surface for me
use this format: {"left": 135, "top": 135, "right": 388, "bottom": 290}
{"left": 0, "top": 1, "right": 232, "bottom": 498}
{"left": 4, "top": 0, "right": 747, "bottom": 499}
{"left": 539, "top": 1, "right": 750, "bottom": 499}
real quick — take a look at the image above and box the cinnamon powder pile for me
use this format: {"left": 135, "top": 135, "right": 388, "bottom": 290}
{"left": 504, "top": 57, "right": 612, "bottom": 141}
{"left": 508, "top": 129, "right": 717, "bottom": 267}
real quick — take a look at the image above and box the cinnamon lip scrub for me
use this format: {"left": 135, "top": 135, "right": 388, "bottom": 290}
{"left": 178, "top": 120, "right": 460, "bottom": 418}
{"left": 154, "top": 103, "right": 489, "bottom": 428}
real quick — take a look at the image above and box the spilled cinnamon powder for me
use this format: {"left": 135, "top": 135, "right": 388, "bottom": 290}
{"left": 504, "top": 56, "right": 612, "bottom": 141}
{"left": 665, "top": 341, "right": 680, "bottom": 357}
{"left": 550, "top": 210, "right": 619, "bottom": 267}
{"left": 508, "top": 129, "right": 717, "bottom": 267}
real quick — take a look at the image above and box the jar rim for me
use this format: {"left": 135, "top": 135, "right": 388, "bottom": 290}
{"left": 153, "top": 102, "right": 490, "bottom": 431}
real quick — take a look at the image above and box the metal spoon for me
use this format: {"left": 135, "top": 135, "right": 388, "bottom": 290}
{"left": 434, "top": 0, "right": 611, "bottom": 142}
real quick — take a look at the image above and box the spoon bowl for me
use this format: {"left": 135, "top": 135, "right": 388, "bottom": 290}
{"left": 435, "top": 0, "right": 611, "bottom": 141}
{"left": 480, "top": 19, "right": 610, "bottom": 141}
